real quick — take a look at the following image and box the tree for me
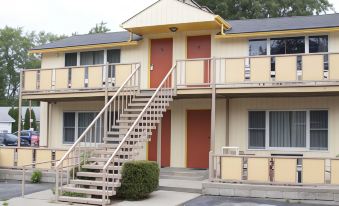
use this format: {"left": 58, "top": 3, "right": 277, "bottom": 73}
{"left": 8, "top": 107, "right": 20, "bottom": 132}
{"left": 0, "top": 26, "right": 67, "bottom": 106}
{"left": 195, "top": 0, "right": 335, "bottom": 20}
{"left": 23, "top": 108, "right": 36, "bottom": 130}
{"left": 89, "top": 21, "right": 110, "bottom": 34}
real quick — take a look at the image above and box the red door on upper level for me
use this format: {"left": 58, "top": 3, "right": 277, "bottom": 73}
{"left": 148, "top": 111, "right": 171, "bottom": 167}
{"left": 150, "top": 38, "right": 173, "bottom": 88}
{"left": 187, "top": 110, "right": 211, "bottom": 169}
{"left": 187, "top": 35, "right": 211, "bottom": 83}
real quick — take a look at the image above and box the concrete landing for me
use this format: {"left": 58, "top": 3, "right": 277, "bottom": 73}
{"left": 160, "top": 168, "right": 208, "bottom": 181}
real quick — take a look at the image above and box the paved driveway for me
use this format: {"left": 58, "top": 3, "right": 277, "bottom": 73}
{"left": 183, "top": 196, "right": 326, "bottom": 206}
{"left": 0, "top": 180, "right": 53, "bottom": 201}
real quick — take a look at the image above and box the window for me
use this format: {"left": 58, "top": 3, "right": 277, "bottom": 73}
{"left": 248, "top": 111, "right": 266, "bottom": 149}
{"left": 107, "top": 49, "right": 121, "bottom": 78}
{"left": 249, "top": 39, "right": 267, "bottom": 56}
{"left": 80, "top": 51, "right": 104, "bottom": 66}
{"left": 270, "top": 37, "right": 305, "bottom": 55}
{"left": 269, "top": 111, "right": 306, "bottom": 148}
{"left": 63, "top": 112, "right": 102, "bottom": 144}
{"left": 63, "top": 112, "right": 76, "bottom": 143}
{"left": 65, "top": 53, "right": 77, "bottom": 67}
{"left": 310, "top": 111, "right": 328, "bottom": 150}
{"left": 309, "top": 36, "right": 328, "bottom": 53}
{"left": 248, "top": 110, "right": 328, "bottom": 150}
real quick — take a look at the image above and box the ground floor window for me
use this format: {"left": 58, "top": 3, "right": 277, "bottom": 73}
{"left": 248, "top": 110, "right": 328, "bottom": 150}
{"left": 63, "top": 111, "right": 102, "bottom": 144}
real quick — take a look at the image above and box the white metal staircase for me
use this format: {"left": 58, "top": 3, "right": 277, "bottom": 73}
{"left": 55, "top": 63, "right": 177, "bottom": 205}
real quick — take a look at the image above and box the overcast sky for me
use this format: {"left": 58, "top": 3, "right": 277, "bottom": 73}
{"left": 0, "top": 0, "right": 338, "bottom": 36}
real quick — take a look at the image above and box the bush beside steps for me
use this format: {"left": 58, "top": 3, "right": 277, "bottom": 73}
{"left": 117, "top": 160, "right": 159, "bottom": 200}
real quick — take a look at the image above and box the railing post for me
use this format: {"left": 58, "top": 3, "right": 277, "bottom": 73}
{"left": 21, "top": 166, "right": 25, "bottom": 197}
{"left": 173, "top": 63, "right": 177, "bottom": 95}
{"left": 209, "top": 151, "right": 214, "bottom": 181}
{"left": 18, "top": 69, "right": 23, "bottom": 147}
{"left": 55, "top": 167, "right": 59, "bottom": 200}
{"left": 138, "top": 63, "right": 141, "bottom": 92}
{"left": 104, "top": 63, "right": 109, "bottom": 142}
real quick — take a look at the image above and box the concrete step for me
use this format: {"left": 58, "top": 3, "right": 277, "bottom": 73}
{"left": 58, "top": 196, "right": 110, "bottom": 205}
{"left": 76, "top": 172, "right": 121, "bottom": 179}
{"left": 70, "top": 179, "right": 120, "bottom": 187}
{"left": 160, "top": 168, "right": 208, "bottom": 181}
{"left": 159, "top": 179, "right": 203, "bottom": 194}
{"left": 62, "top": 186, "right": 115, "bottom": 196}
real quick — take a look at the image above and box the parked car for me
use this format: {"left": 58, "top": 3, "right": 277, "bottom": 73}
{"left": 13, "top": 130, "right": 40, "bottom": 146}
{"left": 0, "top": 133, "right": 30, "bottom": 147}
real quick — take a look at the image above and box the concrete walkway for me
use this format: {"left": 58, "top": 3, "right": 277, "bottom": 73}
{"left": 0, "top": 189, "right": 200, "bottom": 206}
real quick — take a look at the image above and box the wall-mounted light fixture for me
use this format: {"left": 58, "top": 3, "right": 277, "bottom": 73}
{"left": 169, "top": 27, "right": 178, "bottom": 32}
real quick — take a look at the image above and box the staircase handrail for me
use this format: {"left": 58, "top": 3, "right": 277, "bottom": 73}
{"left": 55, "top": 63, "right": 141, "bottom": 169}
{"left": 102, "top": 63, "right": 176, "bottom": 171}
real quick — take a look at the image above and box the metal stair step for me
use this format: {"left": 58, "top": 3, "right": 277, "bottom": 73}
{"left": 124, "top": 108, "right": 167, "bottom": 112}
{"left": 133, "top": 97, "right": 172, "bottom": 102}
{"left": 92, "top": 150, "right": 137, "bottom": 156}
{"left": 70, "top": 179, "right": 120, "bottom": 187}
{"left": 107, "top": 131, "right": 152, "bottom": 136}
{"left": 61, "top": 186, "right": 115, "bottom": 196}
{"left": 103, "top": 136, "right": 149, "bottom": 142}
{"left": 82, "top": 164, "right": 122, "bottom": 170}
{"left": 120, "top": 113, "right": 163, "bottom": 118}
{"left": 128, "top": 102, "right": 170, "bottom": 107}
{"left": 88, "top": 155, "right": 137, "bottom": 162}
{"left": 98, "top": 144, "right": 143, "bottom": 149}
{"left": 58, "top": 196, "right": 110, "bottom": 205}
{"left": 76, "top": 172, "right": 121, "bottom": 179}
{"left": 116, "top": 119, "right": 160, "bottom": 124}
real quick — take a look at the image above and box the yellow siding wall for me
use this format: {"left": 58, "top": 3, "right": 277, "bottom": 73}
{"left": 229, "top": 96, "right": 339, "bottom": 157}
{"left": 41, "top": 53, "right": 64, "bottom": 69}
{"left": 48, "top": 101, "right": 105, "bottom": 149}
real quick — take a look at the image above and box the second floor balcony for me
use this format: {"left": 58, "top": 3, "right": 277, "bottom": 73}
{"left": 21, "top": 52, "right": 339, "bottom": 100}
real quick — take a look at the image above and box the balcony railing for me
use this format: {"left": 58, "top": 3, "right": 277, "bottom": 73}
{"left": 210, "top": 153, "right": 339, "bottom": 186}
{"left": 177, "top": 52, "right": 339, "bottom": 88}
{"left": 21, "top": 62, "right": 141, "bottom": 94}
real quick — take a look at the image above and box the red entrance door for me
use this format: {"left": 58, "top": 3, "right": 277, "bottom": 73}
{"left": 187, "top": 110, "right": 211, "bottom": 169}
{"left": 150, "top": 38, "right": 173, "bottom": 88}
{"left": 148, "top": 111, "right": 171, "bottom": 167}
{"left": 187, "top": 35, "right": 211, "bottom": 83}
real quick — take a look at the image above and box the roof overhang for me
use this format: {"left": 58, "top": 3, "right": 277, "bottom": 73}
{"left": 124, "top": 16, "right": 230, "bottom": 35}
{"left": 29, "top": 41, "right": 139, "bottom": 54}
{"left": 215, "top": 27, "right": 339, "bottom": 39}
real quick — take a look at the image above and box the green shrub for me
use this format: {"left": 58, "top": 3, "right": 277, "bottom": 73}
{"left": 117, "top": 161, "right": 159, "bottom": 200}
{"left": 31, "top": 170, "right": 42, "bottom": 183}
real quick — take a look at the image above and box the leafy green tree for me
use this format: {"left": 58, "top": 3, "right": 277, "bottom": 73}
{"left": 8, "top": 107, "right": 20, "bottom": 132}
{"left": 195, "top": 0, "right": 335, "bottom": 20}
{"left": 89, "top": 21, "right": 110, "bottom": 34}
{"left": 0, "top": 26, "right": 67, "bottom": 106}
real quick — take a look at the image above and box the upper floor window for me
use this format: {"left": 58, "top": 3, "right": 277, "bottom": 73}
{"left": 65, "top": 52, "right": 77, "bottom": 67}
{"left": 271, "top": 37, "right": 305, "bottom": 55}
{"left": 80, "top": 50, "right": 104, "bottom": 66}
{"left": 107, "top": 49, "right": 121, "bottom": 63}
{"left": 309, "top": 35, "right": 328, "bottom": 53}
{"left": 249, "top": 39, "right": 267, "bottom": 56}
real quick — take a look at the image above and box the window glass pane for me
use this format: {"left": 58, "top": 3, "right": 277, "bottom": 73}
{"left": 286, "top": 37, "right": 305, "bottom": 54}
{"left": 65, "top": 53, "right": 77, "bottom": 67}
{"left": 310, "top": 110, "right": 328, "bottom": 150}
{"left": 309, "top": 36, "right": 328, "bottom": 53}
{"left": 248, "top": 111, "right": 266, "bottom": 149}
{"left": 78, "top": 112, "right": 95, "bottom": 138}
{"left": 271, "top": 37, "right": 305, "bottom": 55}
{"left": 107, "top": 49, "right": 121, "bottom": 63}
{"left": 270, "top": 39, "right": 286, "bottom": 55}
{"left": 80, "top": 52, "right": 94, "bottom": 65}
{"left": 80, "top": 51, "right": 104, "bottom": 66}
{"left": 269, "top": 111, "right": 306, "bottom": 147}
{"left": 249, "top": 39, "right": 267, "bottom": 56}
{"left": 93, "top": 51, "right": 104, "bottom": 65}
{"left": 63, "top": 112, "right": 75, "bottom": 143}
